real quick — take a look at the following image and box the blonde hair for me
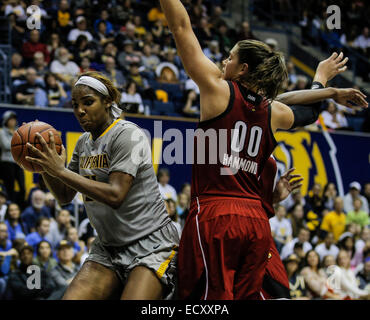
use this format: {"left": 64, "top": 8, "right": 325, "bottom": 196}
{"left": 236, "top": 40, "right": 288, "bottom": 100}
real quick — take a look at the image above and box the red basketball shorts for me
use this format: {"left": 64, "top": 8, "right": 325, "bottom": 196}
{"left": 178, "top": 196, "right": 271, "bottom": 300}
{"left": 260, "top": 235, "right": 290, "bottom": 299}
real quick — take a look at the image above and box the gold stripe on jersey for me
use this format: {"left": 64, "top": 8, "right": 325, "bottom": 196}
{"left": 80, "top": 154, "right": 109, "bottom": 169}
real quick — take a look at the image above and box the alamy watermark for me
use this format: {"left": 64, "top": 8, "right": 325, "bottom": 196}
{"left": 26, "top": 5, "right": 41, "bottom": 30}
{"left": 26, "top": 265, "right": 41, "bottom": 289}
{"left": 326, "top": 5, "right": 341, "bottom": 30}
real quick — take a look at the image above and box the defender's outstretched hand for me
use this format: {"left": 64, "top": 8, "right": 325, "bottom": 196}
{"left": 273, "top": 168, "right": 303, "bottom": 204}
{"left": 314, "top": 52, "right": 348, "bottom": 86}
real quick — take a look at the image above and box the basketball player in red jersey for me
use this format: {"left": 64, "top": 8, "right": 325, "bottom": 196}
{"left": 260, "top": 53, "right": 357, "bottom": 299}
{"left": 160, "top": 0, "right": 368, "bottom": 300}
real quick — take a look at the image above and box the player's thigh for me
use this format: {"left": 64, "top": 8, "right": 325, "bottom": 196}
{"left": 120, "top": 266, "right": 163, "bottom": 300}
{"left": 63, "top": 261, "right": 122, "bottom": 300}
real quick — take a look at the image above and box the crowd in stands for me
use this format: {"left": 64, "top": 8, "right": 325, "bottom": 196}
{"left": 270, "top": 180, "right": 370, "bottom": 299}
{"left": 2, "top": 0, "right": 234, "bottom": 118}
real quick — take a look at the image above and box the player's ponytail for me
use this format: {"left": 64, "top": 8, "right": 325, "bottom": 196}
{"left": 236, "top": 40, "right": 288, "bottom": 101}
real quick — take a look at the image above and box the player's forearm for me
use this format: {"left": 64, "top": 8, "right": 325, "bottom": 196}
{"left": 276, "top": 88, "right": 337, "bottom": 105}
{"left": 57, "top": 168, "right": 126, "bottom": 209}
{"left": 42, "top": 172, "right": 76, "bottom": 205}
{"left": 160, "top": 0, "right": 191, "bottom": 33}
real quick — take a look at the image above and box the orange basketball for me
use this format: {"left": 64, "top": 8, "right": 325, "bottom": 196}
{"left": 11, "top": 121, "right": 62, "bottom": 172}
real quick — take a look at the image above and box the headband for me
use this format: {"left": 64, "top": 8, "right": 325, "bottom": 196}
{"left": 74, "top": 76, "right": 122, "bottom": 119}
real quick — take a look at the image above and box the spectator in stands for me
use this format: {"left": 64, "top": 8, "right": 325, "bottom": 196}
{"left": 38, "top": 72, "right": 68, "bottom": 108}
{"left": 13, "top": 67, "right": 44, "bottom": 106}
{"left": 21, "top": 30, "right": 50, "bottom": 65}
{"left": 284, "top": 253, "right": 309, "bottom": 299}
{"left": 32, "top": 240, "right": 57, "bottom": 272}
{"left": 353, "top": 27, "right": 370, "bottom": 56}
{"left": 6, "top": 243, "right": 55, "bottom": 300}
{"left": 68, "top": 16, "right": 93, "bottom": 44}
{"left": 357, "top": 256, "right": 370, "bottom": 292}
{"left": 281, "top": 228, "right": 313, "bottom": 261}
{"left": 147, "top": 2, "right": 167, "bottom": 26}
{"left": 236, "top": 21, "right": 257, "bottom": 42}
{"left": 320, "top": 196, "right": 346, "bottom": 242}
{"left": 94, "top": 21, "right": 115, "bottom": 47}
{"left": 215, "top": 21, "right": 233, "bottom": 54}
{"left": 323, "top": 182, "right": 338, "bottom": 211}
{"left": 48, "top": 209, "right": 71, "bottom": 249}
{"left": 117, "top": 39, "right": 142, "bottom": 72}
{"left": 0, "top": 186, "right": 8, "bottom": 222}
{"left": 334, "top": 250, "right": 370, "bottom": 299}
{"left": 7, "top": 11, "right": 25, "bottom": 52}
{"left": 315, "top": 232, "right": 339, "bottom": 262}
{"left": 79, "top": 57, "right": 94, "bottom": 74}
{"left": 102, "top": 56, "right": 126, "bottom": 90}
{"left": 321, "top": 254, "right": 336, "bottom": 269}
{"left": 195, "top": 17, "right": 214, "bottom": 48}
{"left": 288, "top": 204, "right": 306, "bottom": 238}
{"left": 356, "top": 227, "right": 370, "bottom": 254}
{"left": 46, "top": 33, "right": 62, "bottom": 62}
{"left": 21, "top": 190, "right": 51, "bottom": 233}
{"left": 10, "top": 52, "right": 26, "bottom": 82}
{"left": 346, "top": 198, "right": 369, "bottom": 230}
{"left": 50, "top": 47, "right": 80, "bottom": 86}
{"left": 281, "top": 188, "right": 307, "bottom": 213}
{"left": 0, "top": 110, "right": 25, "bottom": 205}
{"left": 343, "top": 181, "right": 369, "bottom": 214}
{"left": 321, "top": 101, "right": 350, "bottom": 130}
{"left": 25, "top": 217, "right": 51, "bottom": 250}
{"left": 93, "top": 9, "right": 114, "bottom": 35}
{"left": 4, "top": 203, "right": 26, "bottom": 242}
{"left": 203, "top": 40, "right": 223, "bottom": 63}
{"left": 0, "top": 222, "right": 18, "bottom": 299}
{"left": 305, "top": 183, "right": 325, "bottom": 217}
{"left": 363, "top": 183, "right": 370, "bottom": 207}
{"left": 300, "top": 250, "right": 341, "bottom": 299}
{"left": 157, "top": 168, "right": 177, "bottom": 201}
{"left": 165, "top": 198, "right": 182, "bottom": 236}
{"left": 338, "top": 232, "right": 356, "bottom": 268}
{"left": 176, "top": 192, "right": 189, "bottom": 218}
{"left": 71, "top": 35, "right": 94, "bottom": 67}
{"left": 79, "top": 236, "right": 96, "bottom": 267}
{"left": 141, "top": 44, "right": 161, "bottom": 72}
{"left": 120, "top": 80, "right": 144, "bottom": 114}
{"left": 66, "top": 227, "right": 85, "bottom": 265}
{"left": 133, "top": 15, "right": 147, "bottom": 39}
{"left": 50, "top": 240, "right": 80, "bottom": 298}
{"left": 4, "top": 0, "right": 27, "bottom": 21}
{"left": 270, "top": 204, "right": 293, "bottom": 253}
{"left": 156, "top": 56, "right": 180, "bottom": 84}
{"left": 182, "top": 89, "right": 199, "bottom": 116}
{"left": 32, "top": 51, "right": 49, "bottom": 80}
{"left": 100, "top": 41, "right": 119, "bottom": 65}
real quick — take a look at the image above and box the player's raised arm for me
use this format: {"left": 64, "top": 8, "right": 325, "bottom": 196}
{"left": 159, "top": 0, "right": 222, "bottom": 88}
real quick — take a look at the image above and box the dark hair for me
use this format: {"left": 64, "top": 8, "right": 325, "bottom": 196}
{"left": 36, "top": 240, "right": 52, "bottom": 256}
{"left": 125, "top": 80, "right": 137, "bottom": 92}
{"left": 304, "top": 249, "right": 320, "bottom": 268}
{"left": 236, "top": 40, "right": 287, "bottom": 100}
{"left": 74, "top": 71, "right": 122, "bottom": 107}
{"left": 36, "top": 217, "right": 50, "bottom": 228}
{"left": 4, "top": 203, "right": 21, "bottom": 221}
{"left": 75, "top": 34, "right": 88, "bottom": 48}
{"left": 157, "top": 168, "right": 170, "bottom": 180}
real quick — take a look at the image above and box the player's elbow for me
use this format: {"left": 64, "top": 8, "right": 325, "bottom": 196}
{"left": 107, "top": 194, "right": 126, "bottom": 210}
